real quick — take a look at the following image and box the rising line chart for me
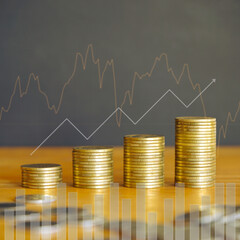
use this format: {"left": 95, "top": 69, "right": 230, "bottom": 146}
{"left": 0, "top": 44, "right": 239, "bottom": 152}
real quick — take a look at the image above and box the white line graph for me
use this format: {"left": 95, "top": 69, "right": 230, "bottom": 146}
{"left": 30, "top": 79, "right": 216, "bottom": 155}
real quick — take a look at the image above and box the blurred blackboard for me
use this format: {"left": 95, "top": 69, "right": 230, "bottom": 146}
{"left": 0, "top": 0, "right": 239, "bottom": 148}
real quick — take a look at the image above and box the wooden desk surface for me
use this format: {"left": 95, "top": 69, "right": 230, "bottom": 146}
{"left": 0, "top": 146, "right": 240, "bottom": 239}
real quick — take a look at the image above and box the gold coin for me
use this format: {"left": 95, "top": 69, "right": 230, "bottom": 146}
{"left": 176, "top": 122, "right": 216, "bottom": 127}
{"left": 73, "top": 169, "right": 112, "bottom": 174}
{"left": 176, "top": 123, "right": 216, "bottom": 128}
{"left": 175, "top": 129, "right": 216, "bottom": 133}
{"left": 175, "top": 116, "right": 216, "bottom": 121}
{"left": 175, "top": 135, "right": 216, "bottom": 140}
{"left": 72, "top": 152, "right": 112, "bottom": 157}
{"left": 124, "top": 152, "right": 164, "bottom": 157}
{"left": 124, "top": 184, "right": 163, "bottom": 189}
{"left": 175, "top": 148, "right": 216, "bottom": 153}
{"left": 175, "top": 180, "right": 215, "bottom": 185}
{"left": 73, "top": 184, "right": 111, "bottom": 189}
{"left": 176, "top": 158, "right": 215, "bottom": 163}
{"left": 73, "top": 173, "right": 112, "bottom": 178}
{"left": 73, "top": 146, "right": 113, "bottom": 152}
{"left": 176, "top": 154, "right": 216, "bottom": 159}
{"left": 175, "top": 170, "right": 215, "bottom": 176}
{"left": 72, "top": 154, "right": 112, "bottom": 158}
{"left": 124, "top": 158, "right": 164, "bottom": 162}
{"left": 124, "top": 172, "right": 164, "bottom": 176}
{"left": 124, "top": 170, "right": 163, "bottom": 175}
{"left": 176, "top": 130, "right": 216, "bottom": 135}
{"left": 175, "top": 177, "right": 215, "bottom": 182}
{"left": 124, "top": 178, "right": 164, "bottom": 183}
{"left": 124, "top": 138, "right": 165, "bottom": 142}
{"left": 175, "top": 142, "right": 215, "bottom": 147}
{"left": 73, "top": 167, "right": 112, "bottom": 172}
{"left": 124, "top": 161, "right": 163, "bottom": 166}
{"left": 22, "top": 185, "right": 60, "bottom": 189}
{"left": 73, "top": 159, "right": 113, "bottom": 163}
{"left": 22, "top": 175, "right": 62, "bottom": 180}
{"left": 73, "top": 172, "right": 112, "bottom": 177}
{"left": 73, "top": 180, "right": 113, "bottom": 185}
{"left": 124, "top": 155, "right": 164, "bottom": 159}
{"left": 124, "top": 175, "right": 164, "bottom": 180}
{"left": 175, "top": 150, "right": 216, "bottom": 155}
{"left": 124, "top": 141, "right": 164, "bottom": 146}
{"left": 22, "top": 170, "right": 62, "bottom": 174}
{"left": 124, "top": 162, "right": 163, "bottom": 167}
{"left": 73, "top": 176, "right": 113, "bottom": 181}
{"left": 124, "top": 180, "right": 164, "bottom": 184}
{"left": 175, "top": 163, "right": 215, "bottom": 168}
{"left": 124, "top": 134, "right": 164, "bottom": 139}
{"left": 124, "top": 165, "right": 163, "bottom": 170}
{"left": 124, "top": 150, "right": 164, "bottom": 154}
{"left": 175, "top": 137, "right": 216, "bottom": 142}
{"left": 175, "top": 161, "right": 216, "bottom": 166}
{"left": 22, "top": 180, "right": 62, "bottom": 185}
{"left": 73, "top": 162, "right": 113, "bottom": 167}
{"left": 22, "top": 183, "right": 61, "bottom": 187}
{"left": 21, "top": 163, "right": 61, "bottom": 170}
{"left": 124, "top": 147, "right": 165, "bottom": 152}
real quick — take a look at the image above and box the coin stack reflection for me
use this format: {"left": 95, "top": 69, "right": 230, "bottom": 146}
{"left": 175, "top": 117, "right": 216, "bottom": 188}
{"left": 21, "top": 164, "right": 62, "bottom": 189}
{"left": 124, "top": 134, "right": 165, "bottom": 188}
{"left": 72, "top": 146, "right": 113, "bottom": 188}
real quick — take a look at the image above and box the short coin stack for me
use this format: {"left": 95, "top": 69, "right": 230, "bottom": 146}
{"left": 124, "top": 134, "right": 165, "bottom": 188}
{"left": 21, "top": 164, "right": 62, "bottom": 189}
{"left": 72, "top": 146, "right": 113, "bottom": 188}
{"left": 175, "top": 117, "right": 216, "bottom": 188}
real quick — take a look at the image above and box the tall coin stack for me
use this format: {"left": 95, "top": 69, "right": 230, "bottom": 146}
{"left": 175, "top": 117, "right": 216, "bottom": 188}
{"left": 72, "top": 146, "right": 113, "bottom": 188}
{"left": 124, "top": 134, "right": 165, "bottom": 188}
{"left": 21, "top": 164, "right": 62, "bottom": 189}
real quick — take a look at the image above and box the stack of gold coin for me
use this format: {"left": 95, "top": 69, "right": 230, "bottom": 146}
{"left": 124, "top": 134, "right": 165, "bottom": 188}
{"left": 21, "top": 164, "right": 62, "bottom": 189}
{"left": 72, "top": 146, "right": 113, "bottom": 188}
{"left": 175, "top": 117, "right": 216, "bottom": 188}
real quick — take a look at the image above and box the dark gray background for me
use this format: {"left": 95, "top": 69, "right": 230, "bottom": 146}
{"left": 0, "top": 0, "right": 239, "bottom": 147}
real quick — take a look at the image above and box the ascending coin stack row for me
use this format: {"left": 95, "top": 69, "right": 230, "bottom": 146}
{"left": 72, "top": 146, "right": 113, "bottom": 188}
{"left": 124, "top": 134, "right": 165, "bottom": 188}
{"left": 21, "top": 164, "right": 62, "bottom": 189}
{"left": 175, "top": 117, "right": 216, "bottom": 188}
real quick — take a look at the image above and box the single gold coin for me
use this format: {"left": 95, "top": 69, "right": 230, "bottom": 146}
{"left": 21, "top": 163, "right": 61, "bottom": 170}
{"left": 176, "top": 116, "right": 216, "bottom": 121}
{"left": 175, "top": 170, "right": 215, "bottom": 176}
{"left": 73, "top": 180, "right": 113, "bottom": 185}
{"left": 124, "top": 141, "right": 164, "bottom": 145}
{"left": 124, "top": 182, "right": 163, "bottom": 187}
{"left": 175, "top": 177, "right": 215, "bottom": 183}
{"left": 73, "top": 184, "right": 111, "bottom": 189}
{"left": 73, "top": 177, "right": 113, "bottom": 182}
{"left": 175, "top": 163, "right": 216, "bottom": 169}
{"left": 124, "top": 134, "right": 164, "bottom": 139}
{"left": 73, "top": 168, "right": 112, "bottom": 172}
{"left": 73, "top": 146, "right": 113, "bottom": 152}
{"left": 124, "top": 152, "right": 164, "bottom": 157}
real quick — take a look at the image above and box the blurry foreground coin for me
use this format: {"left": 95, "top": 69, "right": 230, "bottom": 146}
{"left": 15, "top": 194, "right": 56, "bottom": 204}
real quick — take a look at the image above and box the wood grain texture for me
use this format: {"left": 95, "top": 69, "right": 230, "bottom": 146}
{"left": 0, "top": 146, "right": 239, "bottom": 239}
